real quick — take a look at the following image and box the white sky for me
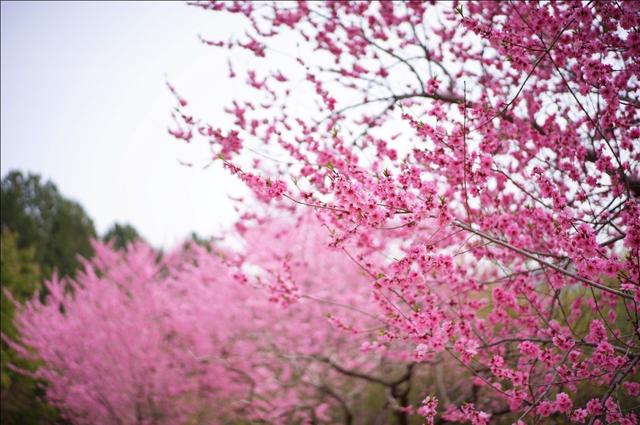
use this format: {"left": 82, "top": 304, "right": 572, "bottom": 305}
{"left": 1, "top": 1, "right": 252, "bottom": 248}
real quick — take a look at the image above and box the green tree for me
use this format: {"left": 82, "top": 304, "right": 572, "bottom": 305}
{"left": 103, "top": 222, "right": 141, "bottom": 250}
{"left": 1, "top": 170, "right": 95, "bottom": 424}
{"left": 1, "top": 171, "right": 96, "bottom": 278}
{"left": 1, "top": 230, "right": 57, "bottom": 425}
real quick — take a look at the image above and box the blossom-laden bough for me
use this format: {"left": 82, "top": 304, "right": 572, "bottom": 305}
{"left": 166, "top": 1, "right": 639, "bottom": 423}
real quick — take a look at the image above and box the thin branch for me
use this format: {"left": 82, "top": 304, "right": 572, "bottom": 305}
{"left": 453, "top": 221, "right": 633, "bottom": 300}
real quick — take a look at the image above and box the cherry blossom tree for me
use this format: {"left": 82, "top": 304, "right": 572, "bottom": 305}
{"left": 11, "top": 214, "right": 448, "bottom": 424}
{"left": 163, "top": 1, "right": 640, "bottom": 424}
{"left": 5, "top": 1, "right": 639, "bottom": 424}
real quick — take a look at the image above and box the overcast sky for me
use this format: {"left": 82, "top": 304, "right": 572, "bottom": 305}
{"left": 1, "top": 1, "right": 253, "bottom": 248}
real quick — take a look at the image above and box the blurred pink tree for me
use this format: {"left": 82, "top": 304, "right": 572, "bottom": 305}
{"left": 10, "top": 215, "right": 426, "bottom": 424}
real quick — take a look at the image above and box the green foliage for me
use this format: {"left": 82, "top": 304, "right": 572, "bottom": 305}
{"left": 1, "top": 170, "right": 97, "bottom": 424}
{"left": 1, "top": 230, "right": 39, "bottom": 386}
{"left": 1, "top": 230, "right": 58, "bottom": 425}
{"left": 103, "top": 222, "right": 141, "bottom": 250}
{"left": 1, "top": 170, "right": 96, "bottom": 279}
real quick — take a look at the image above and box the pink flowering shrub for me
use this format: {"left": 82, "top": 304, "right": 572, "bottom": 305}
{"left": 12, "top": 214, "right": 477, "bottom": 424}
{"left": 10, "top": 215, "right": 425, "bottom": 424}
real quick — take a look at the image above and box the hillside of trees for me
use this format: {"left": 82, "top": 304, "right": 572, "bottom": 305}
{"left": 1, "top": 170, "right": 143, "bottom": 424}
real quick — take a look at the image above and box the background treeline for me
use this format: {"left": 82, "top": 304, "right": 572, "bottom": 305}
{"left": 0, "top": 170, "right": 145, "bottom": 425}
